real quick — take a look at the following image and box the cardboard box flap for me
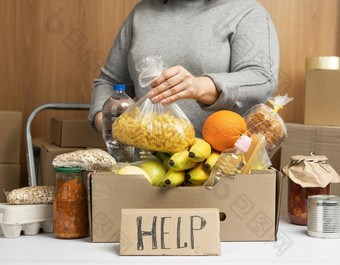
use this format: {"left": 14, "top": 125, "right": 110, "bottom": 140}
{"left": 87, "top": 172, "right": 93, "bottom": 241}
{"left": 275, "top": 170, "right": 283, "bottom": 239}
{"left": 88, "top": 169, "right": 279, "bottom": 243}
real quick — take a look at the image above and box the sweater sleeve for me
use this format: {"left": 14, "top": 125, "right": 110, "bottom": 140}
{"left": 88, "top": 10, "right": 135, "bottom": 128}
{"left": 200, "top": 7, "right": 280, "bottom": 115}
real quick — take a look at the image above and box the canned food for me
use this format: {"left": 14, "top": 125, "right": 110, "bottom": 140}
{"left": 307, "top": 195, "right": 340, "bottom": 239}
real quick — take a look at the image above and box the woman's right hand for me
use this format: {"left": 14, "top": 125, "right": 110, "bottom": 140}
{"left": 94, "top": 112, "right": 103, "bottom": 132}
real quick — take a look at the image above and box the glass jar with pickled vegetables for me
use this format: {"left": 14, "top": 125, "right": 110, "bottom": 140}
{"left": 283, "top": 154, "right": 340, "bottom": 226}
{"left": 53, "top": 167, "right": 88, "bottom": 239}
{"left": 288, "top": 178, "right": 330, "bottom": 225}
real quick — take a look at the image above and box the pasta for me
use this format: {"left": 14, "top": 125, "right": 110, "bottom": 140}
{"left": 112, "top": 108, "right": 195, "bottom": 153}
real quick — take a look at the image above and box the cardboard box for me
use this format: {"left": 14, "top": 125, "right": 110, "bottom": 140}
{"left": 50, "top": 118, "right": 106, "bottom": 148}
{"left": 88, "top": 169, "right": 282, "bottom": 243}
{"left": 0, "top": 111, "right": 22, "bottom": 163}
{"left": 0, "top": 164, "right": 20, "bottom": 202}
{"left": 280, "top": 123, "right": 340, "bottom": 215}
{"left": 304, "top": 69, "right": 340, "bottom": 126}
{"left": 33, "top": 137, "right": 84, "bottom": 186}
{"left": 120, "top": 208, "right": 220, "bottom": 256}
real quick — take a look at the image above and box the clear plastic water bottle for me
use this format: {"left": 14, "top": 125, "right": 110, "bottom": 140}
{"left": 211, "top": 135, "right": 252, "bottom": 180}
{"left": 102, "top": 84, "right": 135, "bottom": 162}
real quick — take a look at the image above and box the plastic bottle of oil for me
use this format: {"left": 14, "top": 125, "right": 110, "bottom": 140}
{"left": 211, "top": 135, "right": 252, "bottom": 180}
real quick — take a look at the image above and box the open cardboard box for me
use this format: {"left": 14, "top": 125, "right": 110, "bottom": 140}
{"left": 87, "top": 169, "right": 282, "bottom": 242}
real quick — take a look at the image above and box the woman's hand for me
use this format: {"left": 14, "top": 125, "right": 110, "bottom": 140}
{"left": 148, "top": 65, "right": 219, "bottom": 105}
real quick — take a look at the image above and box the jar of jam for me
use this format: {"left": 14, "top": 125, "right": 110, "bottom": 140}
{"left": 53, "top": 167, "right": 88, "bottom": 238}
{"left": 288, "top": 178, "right": 330, "bottom": 225}
{"left": 283, "top": 154, "right": 339, "bottom": 226}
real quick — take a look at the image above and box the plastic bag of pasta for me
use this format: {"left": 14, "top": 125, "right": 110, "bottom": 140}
{"left": 112, "top": 55, "right": 195, "bottom": 153}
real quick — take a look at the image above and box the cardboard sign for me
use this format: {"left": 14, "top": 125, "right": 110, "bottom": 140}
{"left": 120, "top": 208, "right": 220, "bottom": 256}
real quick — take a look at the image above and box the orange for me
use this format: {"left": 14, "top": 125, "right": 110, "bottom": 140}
{"left": 202, "top": 110, "right": 247, "bottom": 152}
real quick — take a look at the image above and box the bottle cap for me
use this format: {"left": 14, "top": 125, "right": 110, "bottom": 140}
{"left": 113, "top": 84, "right": 126, "bottom": 91}
{"left": 234, "top": 135, "right": 252, "bottom": 153}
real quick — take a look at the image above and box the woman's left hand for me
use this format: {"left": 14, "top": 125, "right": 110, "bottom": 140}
{"left": 148, "top": 65, "right": 199, "bottom": 104}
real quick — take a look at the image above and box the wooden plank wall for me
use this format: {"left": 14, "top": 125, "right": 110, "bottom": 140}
{"left": 0, "top": 0, "right": 339, "bottom": 185}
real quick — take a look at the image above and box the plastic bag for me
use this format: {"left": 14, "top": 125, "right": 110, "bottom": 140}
{"left": 243, "top": 94, "right": 293, "bottom": 158}
{"left": 241, "top": 133, "right": 272, "bottom": 174}
{"left": 52, "top": 149, "right": 116, "bottom": 171}
{"left": 112, "top": 55, "right": 195, "bottom": 153}
{"left": 6, "top": 186, "right": 54, "bottom": 205}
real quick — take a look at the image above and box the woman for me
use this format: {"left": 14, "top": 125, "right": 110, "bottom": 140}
{"left": 89, "top": 0, "right": 279, "bottom": 137}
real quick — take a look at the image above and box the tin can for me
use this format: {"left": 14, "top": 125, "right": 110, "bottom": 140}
{"left": 307, "top": 195, "right": 340, "bottom": 239}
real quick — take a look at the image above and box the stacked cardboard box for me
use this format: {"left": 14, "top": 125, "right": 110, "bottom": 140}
{"left": 304, "top": 69, "right": 340, "bottom": 126}
{"left": 0, "top": 111, "right": 22, "bottom": 202}
{"left": 280, "top": 68, "right": 340, "bottom": 215}
{"left": 33, "top": 117, "right": 105, "bottom": 186}
{"left": 50, "top": 117, "right": 106, "bottom": 148}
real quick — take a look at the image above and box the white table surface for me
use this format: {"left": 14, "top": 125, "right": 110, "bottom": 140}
{"left": 0, "top": 216, "right": 339, "bottom": 265}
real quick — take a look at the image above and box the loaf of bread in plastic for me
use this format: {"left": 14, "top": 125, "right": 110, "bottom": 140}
{"left": 244, "top": 104, "right": 287, "bottom": 158}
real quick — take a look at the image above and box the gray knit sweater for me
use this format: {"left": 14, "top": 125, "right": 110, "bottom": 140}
{"left": 89, "top": 0, "right": 279, "bottom": 137}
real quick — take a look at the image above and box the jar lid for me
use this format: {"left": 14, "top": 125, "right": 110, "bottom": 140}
{"left": 282, "top": 154, "right": 340, "bottom": 188}
{"left": 54, "top": 167, "right": 84, "bottom": 173}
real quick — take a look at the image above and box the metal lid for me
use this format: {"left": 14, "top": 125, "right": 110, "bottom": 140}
{"left": 54, "top": 167, "right": 84, "bottom": 173}
{"left": 308, "top": 195, "right": 340, "bottom": 206}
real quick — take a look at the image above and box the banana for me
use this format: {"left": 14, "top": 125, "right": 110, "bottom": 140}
{"left": 205, "top": 151, "right": 221, "bottom": 171}
{"left": 162, "top": 170, "right": 186, "bottom": 187}
{"left": 187, "top": 162, "right": 210, "bottom": 186}
{"left": 154, "top": 152, "right": 172, "bottom": 171}
{"left": 188, "top": 138, "right": 211, "bottom": 162}
{"left": 168, "top": 150, "right": 197, "bottom": 171}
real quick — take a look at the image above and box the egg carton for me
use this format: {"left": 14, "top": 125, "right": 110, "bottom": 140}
{"left": 0, "top": 203, "right": 53, "bottom": 238}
